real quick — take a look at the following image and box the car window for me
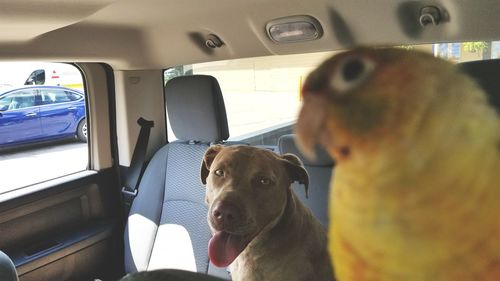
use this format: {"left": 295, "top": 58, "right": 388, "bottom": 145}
{"left": 40, "top": 89, "right": 78, "bottom": 104}
{"left": 25, "top": 69, "right": 46, "bottom": 85}
{"left": 0, "top": 63, "right": 88, "bottom": 194}
{"left": 164, "top": 41, "right": 500, "bottom": 145}
{"left": 164, "top": 52, "right": 334, "bottom": 145}
{"left": 65, "top": 91, "right": 82, "bottom": 101}
{"left": 4, "top": 91, "right": 36, "bottom": 110}
{"left": 0, "top": 95, "right": 13, "bottom": 111}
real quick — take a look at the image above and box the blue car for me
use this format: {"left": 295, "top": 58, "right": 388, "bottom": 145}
{"left": 0, "top": 86, "right": 86, "bottom": 148}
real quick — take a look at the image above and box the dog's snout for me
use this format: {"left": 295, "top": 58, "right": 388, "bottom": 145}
{"left": 212, "top": 202, "right": 240, "bottom": 226}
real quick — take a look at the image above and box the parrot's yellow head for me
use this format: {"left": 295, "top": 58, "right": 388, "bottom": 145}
{"left": 295, "top": 47, "right": 482, "bottom": 164}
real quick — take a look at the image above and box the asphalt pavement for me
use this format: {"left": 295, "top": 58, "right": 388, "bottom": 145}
{"left": 0, "top": 141, "right": 88, "bottom": 193}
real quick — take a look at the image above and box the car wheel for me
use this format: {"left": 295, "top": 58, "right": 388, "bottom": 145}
{"left": 77, "top": 118, "right": 88, "bottom": 142}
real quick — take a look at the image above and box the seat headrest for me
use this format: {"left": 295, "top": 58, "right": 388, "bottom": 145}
{"left": 165, "top": 75, "right": 229, "bottom": 142}
{"left": 459, "top": 59, "right": 500, "bottom": 112}
{"left": 278, "top": 134, "right": 334, "bottom": 166}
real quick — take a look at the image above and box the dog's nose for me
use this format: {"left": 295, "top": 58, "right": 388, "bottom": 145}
{"left": 212, "top": 202, "right": 240, "bottom": 225}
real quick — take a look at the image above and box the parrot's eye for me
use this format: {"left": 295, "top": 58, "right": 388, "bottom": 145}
{"left": 330, "top": 56, "right": 375, "bottom": 93}
{"left": 343, "top": 59, "right": 364, "bottom": 81}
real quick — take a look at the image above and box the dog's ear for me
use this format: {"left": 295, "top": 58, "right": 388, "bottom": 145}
{"left": 201, "top": 145, "right": 224, "bottom": 185}
{"left": 281, "top": 153, "right": 309, "bottom": 198}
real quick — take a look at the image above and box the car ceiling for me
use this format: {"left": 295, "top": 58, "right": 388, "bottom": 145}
{"left": 0, "top": 0, "right": 498, "bottom": 70}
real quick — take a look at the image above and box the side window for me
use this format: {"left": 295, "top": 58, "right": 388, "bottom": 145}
{"left": 65, "top": 91, "right": 82, "bottom": 101}
{"left": 4, "top": 91, "right": 36, "bottom": 110}
{"left": 163, "top": 65, "right": 192, "bottom": 85}
{"left": 0, "top": 95, "right": 13, "bottom": 111}
{"left": 41, "top": 89, "right": 71, "bottom": 103}
{"left": 40, "top": 89, "right": 81, "bottom": 105}
{"left": 34, "top": 70, "right": 46, "bottom": 85}
{"left": 0, "top": 63, "right": 87, "bottom": 194}
{"left": 163, "top": 54, "right": 329, "bottom": 145}
{"left": 25, "top": 69, "right": 45, "bottom": 85}
{"left": 40, "top": 90, "right": 55, "bottom": 105}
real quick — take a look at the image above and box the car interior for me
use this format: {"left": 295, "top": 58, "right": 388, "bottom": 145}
{"left": 0, "top": 1, "right": 499, "bottom": 280}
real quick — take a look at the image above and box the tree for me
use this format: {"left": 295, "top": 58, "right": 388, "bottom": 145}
{"left": 462, "top": 42, "right": 488, "bottom": 53}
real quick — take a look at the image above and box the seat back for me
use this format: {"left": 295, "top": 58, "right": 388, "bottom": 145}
{"left": 124, "top": 75, "right": 230, "bottom": 279}
{"left": 278, "top": 134, "right": 334, "bottom": 227}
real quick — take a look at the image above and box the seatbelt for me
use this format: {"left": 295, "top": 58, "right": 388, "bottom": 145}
{"left": 122, "top": 117, "right": 155, "bottom": 214}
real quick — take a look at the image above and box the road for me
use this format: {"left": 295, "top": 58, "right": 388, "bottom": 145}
{"left": 0, "top": 142, "right": 88, "bottom": 193}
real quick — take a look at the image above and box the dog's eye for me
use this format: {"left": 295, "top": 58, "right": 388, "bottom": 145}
{"left": 259, "top": 178, "right": 272, "bottom": 185}
{"left": 214, "top": 169, "right": 224, "bottom": 177}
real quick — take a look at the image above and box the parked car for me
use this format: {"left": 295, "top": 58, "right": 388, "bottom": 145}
{"left": 0, "top": 85, "right": 86, "bottom": 147}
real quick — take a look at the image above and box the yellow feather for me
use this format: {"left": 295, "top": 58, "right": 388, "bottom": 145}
{"left": 296, "top": 47, "right": 500, "bottom": 280}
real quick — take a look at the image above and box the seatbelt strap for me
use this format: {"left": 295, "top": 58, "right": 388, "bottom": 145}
{"left": 122, "top": 117, "right": 154, "bottom": 214}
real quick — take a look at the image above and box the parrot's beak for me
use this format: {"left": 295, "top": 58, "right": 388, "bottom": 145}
{"left": 295, "top": 94, "right": 327, "bottom": 161}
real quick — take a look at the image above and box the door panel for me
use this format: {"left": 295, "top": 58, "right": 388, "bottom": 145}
{"left": 39, "top": 89, "right": 81, "bottom": 138}
{"left": 0, "top": 89, "right": 41, "bottom": 145}
{"left": 19, "top": 240, "right": 109, "bottom": 281}
{"left": 0, "top": 107, "right": 41, "bottom": 146}
{"left": 39, "top": 102, "right": 80, "bottom": 138}
{"left": 0, "top": 169, "right": 121, "bottom": 281}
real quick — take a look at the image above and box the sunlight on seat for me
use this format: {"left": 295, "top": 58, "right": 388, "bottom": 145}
{"left": 147, "top": 224, "right": 197, "bottom": 272}
{"left": 128, "top": 213, "right": 159, "bottom": 271}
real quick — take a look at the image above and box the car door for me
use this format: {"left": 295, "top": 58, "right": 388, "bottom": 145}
{"left": 0, "top": 90, "right": 41, "bottom": 146}
{"left": 39, "top": 88, "right": 82, "bottom": 138}
{"left": 0, "top": 63, "right": 123, "bottom": 281}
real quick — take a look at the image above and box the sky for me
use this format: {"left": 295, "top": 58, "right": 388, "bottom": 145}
{"left": 0, "top": 62, "right": 44, "bottom": 86}
{"left": 0, "top": 62, "right": 83, "bottom": 93}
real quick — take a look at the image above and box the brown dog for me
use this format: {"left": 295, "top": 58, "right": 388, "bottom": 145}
{"left": 201, "top": 145, "right": 334, "bottom": 281}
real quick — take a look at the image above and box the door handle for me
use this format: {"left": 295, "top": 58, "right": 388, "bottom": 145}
{"left": 67, "top": 106, "right": 77, "bottom": 110}
{"left": 25, "top": 112, "right": 37, "bottom": 117}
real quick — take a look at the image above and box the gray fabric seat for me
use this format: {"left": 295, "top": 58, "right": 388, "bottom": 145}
{"left": 0, "top": 251, "right": 18, "bottom": 281}
{"left": 278, "top": 134, "right": 334, "bottom": 227}
{"left": 124, "top": 75, "right": 230, "bottom": 279}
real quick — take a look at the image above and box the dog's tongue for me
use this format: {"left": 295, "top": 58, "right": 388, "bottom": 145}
{"left": 208, "top": 231, "right": 248, "bottom": 267}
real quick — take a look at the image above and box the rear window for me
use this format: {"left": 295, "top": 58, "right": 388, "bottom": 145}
{"left": 164, "top": 52, "right": 334, "bottom": 144}
{"left": 164, "top": 40, "right": 500, "bottom": 144}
